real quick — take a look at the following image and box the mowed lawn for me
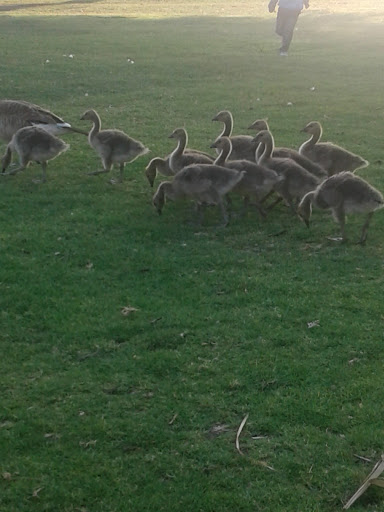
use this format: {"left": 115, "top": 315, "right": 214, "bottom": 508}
{"left": 1, "top": 2, "right": 384, "bottom": 512}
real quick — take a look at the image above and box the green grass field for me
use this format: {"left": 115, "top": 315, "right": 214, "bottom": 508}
{"left": 1, "top": 2, "right": 384, "bottom": 511}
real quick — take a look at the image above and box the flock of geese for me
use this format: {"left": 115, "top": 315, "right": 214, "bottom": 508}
{"left": 0, "top": 99, "right": 383, "bottom": 244}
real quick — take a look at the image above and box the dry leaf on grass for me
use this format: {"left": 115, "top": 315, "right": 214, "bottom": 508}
{"left": 2, "top": 472, "right": 12, "bottom": 481}
{"left": 44, "top": 432, "right": 61, "bottom": 440}
{"left": 79, "top": 440, "right": 97, "bottom": 448}
{"left": 258, "top": 460, "right": 275, "bottom": 471}
{"left": 31, "top": 487, "right": 43, "bottom": 498}
{"left": 307, "top": 320, "right": 320, "bottom": 328}
{"left": 208, "top": 424, "right": 230, "bottom": 438}
{"left": 121, "top": 306, "right": 139, "bottom": 316}
{"left": 236, "top": 413, "right": 249, "bottom": 455}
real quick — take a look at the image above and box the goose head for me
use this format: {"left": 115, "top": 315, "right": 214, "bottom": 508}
{"left": 168, "top": 127, "right": 186, "bottom": 140}
{"left": 248, "top": 119, "right": 269, "bottom": 132}
{"left": 80, "top": 109, "right": 99, "bottom": 122}
{"left": 297, "top": 192, "right": 314, "bottom": 228}
{"left": 152, "top": 185, "right": 166, "bottom": 215}
{"left": 301, "top": 121, "right": 322, "bottom": 135}
{"left": 210, "top": 136, "right": 232, "bottom": 153}
{"left": 252, "top": 130, "right": 272, "bottom": 146}
{"left": 212, "top": 110, "right": 232, "bottom": 123}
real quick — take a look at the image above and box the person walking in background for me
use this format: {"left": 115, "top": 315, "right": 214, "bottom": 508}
{"left": 268, "top": 0, "right": 309, "bottom": 56}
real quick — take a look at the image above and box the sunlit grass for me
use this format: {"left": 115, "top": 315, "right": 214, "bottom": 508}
{"left": 1, "top": 0, "right": 383, "bottom": 18}
{"left": 1, "top": 2, "right": 384, "bottom": 512}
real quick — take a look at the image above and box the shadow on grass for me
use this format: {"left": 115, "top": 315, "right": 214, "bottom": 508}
{"left": 0, "top": 0, "right": 102, "bottom": 13}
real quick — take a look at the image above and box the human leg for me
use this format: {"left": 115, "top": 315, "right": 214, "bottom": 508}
{"left": 278, "top": 8, "right": 300, "bottom": 53}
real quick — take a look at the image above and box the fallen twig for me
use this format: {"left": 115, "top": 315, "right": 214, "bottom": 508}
{"left": 354, "top": 454, "right": 372, "bottom": 463}
{"left": 235, "top": 413, "right": 249, "bottom": 455}
{"left": 168, "top": 413, "right": 178, "bottom": 425}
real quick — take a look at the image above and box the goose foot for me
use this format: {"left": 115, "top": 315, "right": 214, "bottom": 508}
{"left": 108, "top": 178, "right": 123, "bottom": 185}
{"left": 6, "top": 162, "right": 20, "bottom": 171}
{"left": 3, "top": 167, "right": 24, "bottom": 176}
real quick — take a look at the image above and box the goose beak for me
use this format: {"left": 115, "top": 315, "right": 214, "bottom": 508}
{"left": 209, "top": 142, "right": 217, "bottom": 149}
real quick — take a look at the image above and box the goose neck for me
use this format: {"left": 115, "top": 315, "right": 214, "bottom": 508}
{"left": 214, "top": 140, "right": 231, "bottom": 166}
{"left": 173, "top": 131, "right": 187, "bottom": 157}
{"left": 258, "top": 133, "right": 274, "bottom": 164}
{"left": 219, "top": 113, "right": 233, "bottom": 138}
{"left": 89, "top": 112, "right": 101, "bottom": 141}
{"left": 302, "top": 124, "right": 322, "bottom": 151}
{"left": 162, "top": 181, "right": 178, "bottom": 200}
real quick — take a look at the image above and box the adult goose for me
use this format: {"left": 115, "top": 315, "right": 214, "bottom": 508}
{"left": 0, "top": 99, "right": 87, "bottom": 144}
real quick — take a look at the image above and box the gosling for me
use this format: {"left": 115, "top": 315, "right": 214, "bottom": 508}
{"left": 81, "top": 109, "right": 149, "bottom": 183}
{"left": 2, "top": 126, "right": 69, "bottom": 182}
{"left": 298, "top": 172, "right": 383, "bottom": 244}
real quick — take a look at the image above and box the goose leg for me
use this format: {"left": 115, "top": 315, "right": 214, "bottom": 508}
{"left": 6, "top": 155, "right": 28, "bottom": 176}
{"left": 88, "top": 157, "right": 112, "bottom": 176}
{"left": 249, "top": 195, "right": 267, "bottom": 219}
{"left": 279, "top": 192, "right": 297, "bottom": 215}
{"left": 145, "top": 166, "right": 157, "bottom": 188}
{"left": 327, "top": 206, "right": 347, "bottom": 242}
{"left": 5, "top": 165, "right": 26, "bottom": 175}
{"left": 260, "top": 189, "right": 276, "bottom": 204}
{"left": 266, "top": 195, "right": 283, "bottom": 211}
{"left": 267, "top": 180, "right": 285, "bottom": 211}
{"left": 358, "top": 212, "right": 374, "bottom": 245}
{"left": 217, "top": 197, "right": 229, "bottom": 227}
{"left": 109, "top": 163, "right": 125, "bottom": 185}
{"left": 340, "top": 217, "right": 348, "bottom": 242}
{"left": 1, "top": 147, "right": 12, "bottom": 173}
{"left": 195, "top": 203, "right": 205, "bottom": 225}
{"left": 239, "top": 196, "right": 250, "bottom": 217}
{"left": 33, "top": 161, "right": 47, "bottom": 183}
